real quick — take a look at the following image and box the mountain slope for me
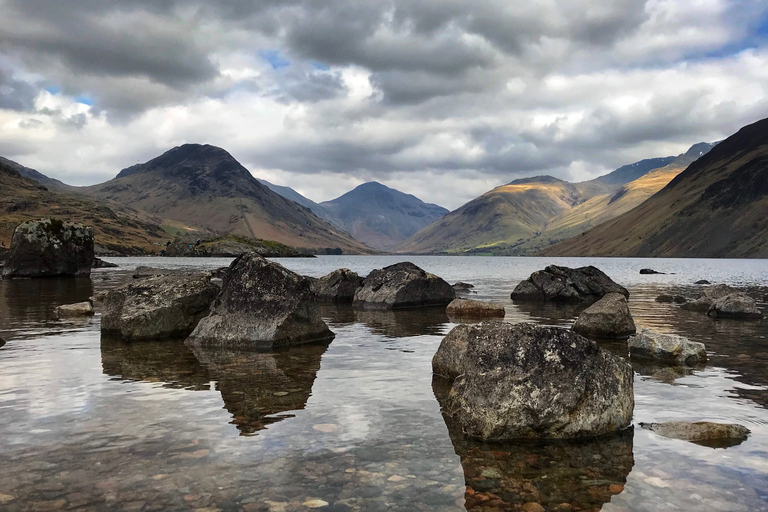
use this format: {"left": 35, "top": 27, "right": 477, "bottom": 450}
{"left": 0, "top": 161, "right": 166, "bottom": 254}
{"left": 0, "top": 156, "right": 74, "bottom": 192}
{"left": 257, "top": 179, "right": 346, "bottom": 231}
{"left": 542, "top": 118, "right": 768, "bottom": 257}
{"left": 84, "top": 144, "right": 371, "bottom": 254}
{"left": 320, "top": 182, "right": 449, "bottom": 251}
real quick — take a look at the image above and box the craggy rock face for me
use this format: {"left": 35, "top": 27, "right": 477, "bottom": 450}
{"left": 572, "top": 293, "right": 636, "bottom": 340}
{"left": 353, "top": 262, "right": 455, "bottom": 310}
{"left": 446, "top": 299, "right": 506, "bottom": 320}
{"left": 640, "top": 421, "right": 750, "bottom": 448}
{"left": 102, "top": 272, "right": 219, "bottom": 341}
{"left": 313, "top": 268, "right": 364, "bottom": 303}
{"left": 511, "top": 265, "right": 628, "bottom": 303}
{"left": 440, "top": 322, "right": 634, "bottom": 440}
{"left": 707, "top": 294, "right": 763, "bottom": 319}
{"left": 628, "top": 329, "right": 706, "bottom": 365}
{"left": 2, "top": 218, "right": 94, "bottom": 278}
{"left": 187, "top": 252, "right": 334, "bottom": 350}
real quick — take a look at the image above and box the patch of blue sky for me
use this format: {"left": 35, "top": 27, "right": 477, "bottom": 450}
{"left": 75, "top": 95, "right": 93, "bottom": 106}
{"left": 701, "top": 14, "right": 768, "bottom": 59}
{"left": 258, "top": 49, "right": 290, "bottom": 69}
{"left": 309, "top": 61, "right": 330, "bottom": 71}
{"left": 45, "top": 86, "right": 61, "bottom": 95}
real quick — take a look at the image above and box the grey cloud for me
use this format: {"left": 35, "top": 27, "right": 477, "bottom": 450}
{"left": 0, "top": 70, "right": 38, "bottom": 111}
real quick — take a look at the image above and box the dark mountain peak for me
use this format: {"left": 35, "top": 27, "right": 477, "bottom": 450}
{"left": 508, "top": 175, "right": 565, "bottom": 185}
{"left": 590, "top": 156, "right": 676, "bottom": 186}
{"left": 117, "top": 143, "right": 249, "bottom": 180}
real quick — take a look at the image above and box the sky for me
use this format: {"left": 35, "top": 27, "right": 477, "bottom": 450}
{"left": 1, "top": 0, "right": 768, "bottom": 210}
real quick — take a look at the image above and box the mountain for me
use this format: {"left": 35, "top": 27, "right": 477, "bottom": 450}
{"left": 542, "top": 118, "right": 768, "bottom": 257}
{"left": 590, "top": 156, "right": 676, "bottom": 186}
{"left": 257, "top": 179, "right": 346, "bottom": 230}
{"left": 0, "top": 156, "right": 73, "bottom": 191}
{"left": 0, "top": 160, "right": 166, "bottom": 254}
{"left": 319, "top": 182, "right": 449, "bottom": 251}
{"left": 83, "top": 144, "right": 371, "bottom": 254}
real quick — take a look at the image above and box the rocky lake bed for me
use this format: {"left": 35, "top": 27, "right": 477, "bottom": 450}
{"left": 1, "top": 255, "right": 768, "bottom": 511}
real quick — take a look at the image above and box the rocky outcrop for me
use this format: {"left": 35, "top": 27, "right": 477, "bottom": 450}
{"left": 55, "top": 301, "right": 94, "bottom": 318}
{"left": 2, "top": 219, "right": 94, "bottom": 278}
{"left": 186, "top": 252, "right": 334, "bottom": 350}
{"left": 680, "top": 284, "right": 740, "bottom": 312}
{"left": 437, "top": 322, "right": 634, "bottom": 440}
{"left": 353, "top": 262, "right": 455, "bottom": 310}
{"left": 628, "top": 330, "right": 706, "bottom": 365}
{"left": 572, "top": 293, "right": 636, "bottom": 340}
{"left": 164, "top": 235, "right": 306, "bottom": 258}
{"left": 707, "top": 294, "right": 762, "bottom": 319}
{"left": 640, "top": 421, "right": 750, "bottom": 448}
{"left": 511, "top": 265, "right": 628, "bottom": 303}
{"left": 102, "top": 272, "right": 219, "bottom": 341}
{"left": 311, "top": 268, "right": 364, "bottom": 303}
{"left": 640, "top": 268, "right": 664, "bottom": 274}
{"left": 656, "top": 294, "right": 687, "bottom": 304}
{"left": 445, "top": 298, "right": 505, "bottom": 319}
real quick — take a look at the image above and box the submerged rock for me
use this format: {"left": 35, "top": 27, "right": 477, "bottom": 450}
{"left": 707, "top": 294, "right": 762, "bottom": 320}
{"left": 640, "top": 421, "right": 750, "bottom": 448}
{"left": 445, "top": 298, "right": 505, "bottom": 319}
{"left": 680, "top": 284, "right": 740, "bottom": 312}
{"left": 187, "top": 252, "right": 334, "bottom": 350}
{"left": 438, "top": 322, "right": 634, "bottom": 440}
{"left": 511, "top": 265, "right": 628, "bottom": 303}
{"left": 55, "top": 301, "right": 94, "bottom": 318}
{"left": 353, "top": 262, "right": 454, "bottom": 310}
{"left": 312, "top": 268, "right": 364, "bottom": 303}
{"left": 572, "top": 293, "right": 636, "bottom": 340}
{"left": 640, "top": 268, "right": 664, "bottom": 274}
{"left": 628, "top": 329, "right": 706, "bottom": 365}
{"left": 2, "top": 218, "right": 94, "bottom": 278}
{"left": 655, "top": 294, "right": 687, "bottom": 304}
{"left": 102, "top": 272, "right": 219, "bottom": 341}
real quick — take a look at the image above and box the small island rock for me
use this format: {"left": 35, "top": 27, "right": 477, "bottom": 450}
{"left": 353, "top": 262, "right": 454, "bottom": 310}
{"left": 446, "top": 298, "right": 505, "bottom": 318}
{"left": 2, "top": 218, "right": 94, "bottom": 278}
{"left": 312, "top": 268, "right": 364, "bottom": 303}
{"left": 511, "top": 265, "right": 628, "bottom": 303}
{"left": 438, "top": 322, "right": 634, "bottom": 440}
{"left": 628, "top": 330, "right": 706, "bottom": 365}
{"left": 187, "top": 252, "right": 334, "bottom": 350}
{"left": 102, "top": 272, "right": 219, "bottom": 341}
{"left": 55, "top": 301, "right": 94, "bottom": 318}
{"left": 640, "top": 269, "right": 664, "bottom": 275}
{"left": 572, "top": 293, "right": 636, "bottom": 340}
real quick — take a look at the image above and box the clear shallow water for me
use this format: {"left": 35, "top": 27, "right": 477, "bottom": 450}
{"left": 0, "top": 256, "right": 767, "bottom": 511}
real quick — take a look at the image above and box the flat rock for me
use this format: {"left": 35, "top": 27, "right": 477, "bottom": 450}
{"left": 55, "top": 301, "right": 94, "bottom": 318}
{"left": 187, "top": 252, "right": 334, "bottom": 350}
{"left": 439, "top": 322, "right": 634, "bottom": 440}
{"left": 640, "top": 421, "right": 750, "bottom": 448}
{"left": 446, "top": 298, "right": 505, "bottom": 318}
{"left": 628, "top": 329, "right": 706, "bottom": 365}
{"left": 353, "top": 262, "right": 454, "bottom": 310}
{"left": 511, "top": 265, "right": 628, "bottom": 303}
{"left": 707, "top": 294, "right": 762, "bottom": 319}
{"left": 572, "top": 293, "right": 636, "bottom": 340}
{"left": 102, "top": 272, "right": 219, "bottom": 341}
{"left": 2, "top": 218, "right": 94, "bottom": 278}
{"left": 312, "top": 268, "right": 364, "bottom": 303}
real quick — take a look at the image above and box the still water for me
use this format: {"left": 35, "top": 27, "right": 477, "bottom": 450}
{"left": 1, "top": 256, "right": 767, "bottom": 511}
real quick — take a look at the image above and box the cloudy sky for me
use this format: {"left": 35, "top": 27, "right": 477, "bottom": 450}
{"left": 1, "top": 0, "right": 767, "bottom": 209}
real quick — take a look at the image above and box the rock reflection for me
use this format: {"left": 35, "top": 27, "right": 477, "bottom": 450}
{"left": 354, "top": 307, "right": 450, "bottom": 338}
{"left": 100, "top": 334, "right": 211, "bottom": 390}
{"left": 631, "top": 360, "right": 704, "bottom": 384}
{"left": 508, "top": 301, "right": 586, "bottom": 327}
{"left": 190, "top": 342, "right": 331, "bottom": 436}
{"left": 0, "top": 277, "right": 93, "bottom": 330}
{"left": 433, "top": 377, "right": 634, "bottom": 512}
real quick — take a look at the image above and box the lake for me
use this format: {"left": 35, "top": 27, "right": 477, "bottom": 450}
{"left": 1, "top": 255, "right": 767, "bottom": 512}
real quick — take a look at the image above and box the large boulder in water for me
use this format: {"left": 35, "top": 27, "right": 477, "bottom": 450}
{"left": 437, "top": 322, "right": 634, "bottom": 440}
{"left": 628, "top": 329, "right": 706, "bottom": 365}
{"left": 2, "top": 218, "right": 94, "bottom": 278}
{"left": 187, "top": 252, "right": 334, "bottom": 350}
{"left": 572, "top": 293, "right": 636, "bottom": 340}
{"left": 102, "top": 272, "right": 219, "bottom": 341}
{"left": 353, "top": 262, "right": 455, "bottom": 310}
{"left": 311, "top": 268, "right": 364, "bottom": 303}
{"left": 706, "top": 294, "right": 762, "bottom": 320}
{"left": 680, "top": 284, "right": 739, "bottom": 312}
{"left": 511, "top": 265, "right": 628, "bottom": 303}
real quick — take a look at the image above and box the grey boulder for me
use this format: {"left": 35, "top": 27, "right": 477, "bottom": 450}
{"left": 102, "top": 272, "right": 219, "bottom": 341}
{"left": 432, "top": 323, "right": 474, "bottom": 380}
{"left": 511, "top": 265, "right": 628, "bottom": 303}
{"left": 187, "top": 252, "right": 334, "bottom": 350}
{"left": 438, "top": 322, "right": 634, "bottom": 440}
{"left": 680, "top": 284, "right": 740, "bottom": 312}
{"left": 640, "top": 421, "right": 750, "bottom": 448}
{"left": 311, "top": 268, "right": 364, "bottom": 303}
{"left": 353, "top": 262, "right": 454, "bottom": 310}
{"left": 628, "top": 329, "right": 706, "bottom": 365}
{"left": 55, "top": 301, "right": 94, "bottom": 318}
{"left": 707, "top": 294, "right": 762, "bottom": 320}
{"left": 2, "top": 218, "right": 94, "bottom": 278}
{"left": 446, "top": 298, "right": 505, "bottom": 319}
{"left": 572, "top": 293, "right": 636, "bottom": 340}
